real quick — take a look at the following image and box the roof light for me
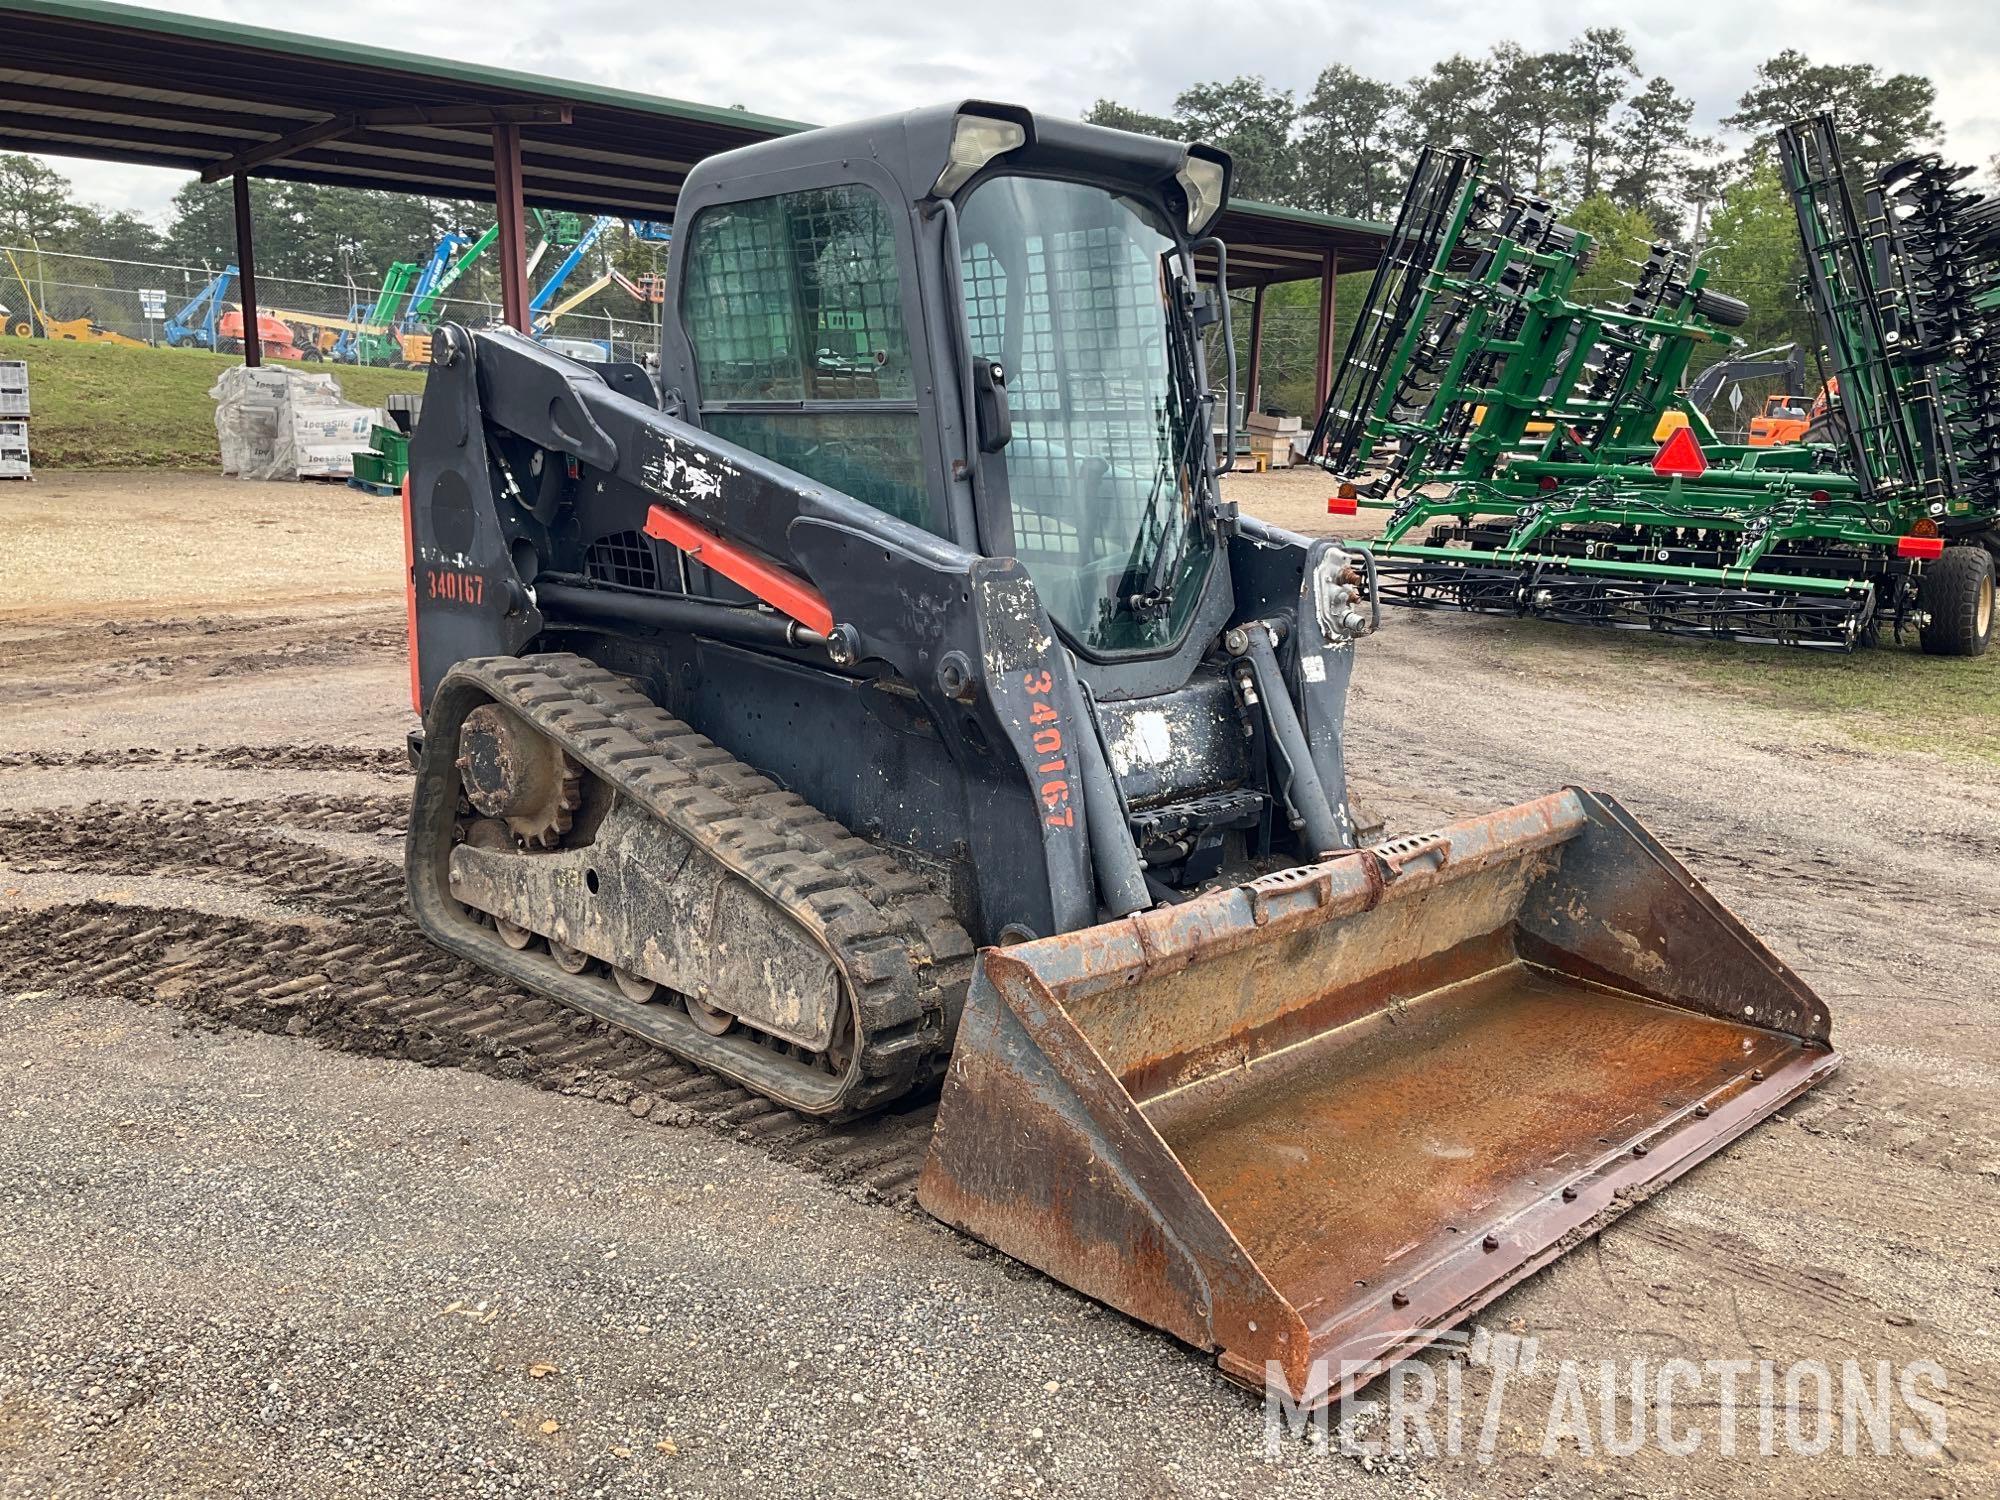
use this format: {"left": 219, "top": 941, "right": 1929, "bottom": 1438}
{"left": 1651, "top": 426, "right": 1708, "bottom": 479}
{"left": 1177, "top": 153, "right": 1227, "bottom": 235}
{"left": 1896, "top": 534, "right": 1945, "bottom": 560}
{"left": 935, "top": 113, "right": 1026, "bottom": 197}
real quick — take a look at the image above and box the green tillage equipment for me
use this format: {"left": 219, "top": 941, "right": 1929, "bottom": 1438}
{"left": 1782, "top": 114, "right": 2000, "bottom": 542}
{"left": 1312, "top": 142, "right": 1997, "bottom": 653}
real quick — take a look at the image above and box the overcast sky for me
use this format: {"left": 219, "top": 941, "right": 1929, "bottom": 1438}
{"left": 31, "top": 0, "right": 2000, "bottom": 222}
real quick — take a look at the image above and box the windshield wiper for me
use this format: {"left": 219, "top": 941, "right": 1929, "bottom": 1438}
{"left": 1126, "top": 421, "right": 1187, "bottom": 618}
{"left": 1129, "top": 266, "right": 1219, "bottom": 617}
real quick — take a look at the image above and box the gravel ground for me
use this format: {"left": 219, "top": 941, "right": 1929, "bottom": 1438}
{"left": 1, "top": 470, "right": 1993, "bottom": 1498}
{"left": 0, "top": 992, "right": 1427, "bottom": 1500}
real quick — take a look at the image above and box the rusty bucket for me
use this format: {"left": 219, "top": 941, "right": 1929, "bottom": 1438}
{"left": 917, "top": 788, "right": 1837, "bottom": 1406}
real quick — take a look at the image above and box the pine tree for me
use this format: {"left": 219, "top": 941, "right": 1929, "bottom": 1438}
{"left": 1295, "top": 65, "right": 1405, "bottom": 219}
{"left": 1083, "top": 100, "right": 1181, "bottom": 141}
{"left": 1398, "top": 54, "right": 1493, "bottom": 157}
{"left": 1723, "top": 51, "right": 1941, "bottom": 182}
{"left": 1611, "top": 76, "right": 1704, "bottom": 235}
{"left": 1172, "top": 78, "right": 1298, "bottom": 203}
{"left": 1557, "top": 28, "right": 1640, "bottom": 200}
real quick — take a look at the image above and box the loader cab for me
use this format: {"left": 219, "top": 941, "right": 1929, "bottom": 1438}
{"left": 657, "top": 104, "right": 1237, "bottom": 689}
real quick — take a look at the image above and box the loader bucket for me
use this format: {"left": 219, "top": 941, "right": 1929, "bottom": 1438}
{"left": 917, "top": 788, "right": 1837, "bottom": 1406}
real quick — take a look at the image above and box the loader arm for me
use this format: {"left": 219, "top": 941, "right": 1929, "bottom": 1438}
{"left": 411, "top": 322, "right": 1373, "bottom": 942}
{"left": 408, "top": 323, "right": 1099, "bottom": 939}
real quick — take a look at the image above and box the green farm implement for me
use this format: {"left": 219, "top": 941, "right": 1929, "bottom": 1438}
{"left": 1310, "top": 124, "right": 1999, "bottom": 654}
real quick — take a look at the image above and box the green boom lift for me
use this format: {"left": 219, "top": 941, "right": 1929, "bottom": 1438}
{"left": 336, "top": 261, "right": 422, "bottom": 364}
{"left": 348, "top": 226, "right": 502, "bottom": 367}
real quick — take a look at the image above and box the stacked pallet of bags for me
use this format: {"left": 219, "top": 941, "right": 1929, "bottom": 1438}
{"left": 210, "top": 365, "right": 381, "bottom": 481}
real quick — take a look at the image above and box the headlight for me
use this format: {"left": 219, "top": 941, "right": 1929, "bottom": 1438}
{"left": 935, "top": 113, "right": 1027, "bottom": 197}
{"left": 1177, "top": 154, "right": 1227, "bottom": 235}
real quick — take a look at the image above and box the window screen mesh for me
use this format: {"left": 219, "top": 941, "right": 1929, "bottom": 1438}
{"left": 680, "top": 185, "right": 934, "bottom": 533}
{"left": 956, "top": 175, "right": 1212, "bottom": 654}
{"left": 960, "top": 225, "right": 1174, "bottom": 571}
{"left": 585, "top": 530, "right": 661, "bottom": 591}
{"left": 682, "top": 186, "right": 914, "bottom": 403}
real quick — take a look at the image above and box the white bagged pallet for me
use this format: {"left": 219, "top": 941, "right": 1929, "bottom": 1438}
{"left": 210, "top": 365, "right": 380, "bottom": 480}
{"left": 1, "top": 359, "right": 27, "bottom": 419}
{"left": 288, "top": 402, "right": 378, "bottom": 477}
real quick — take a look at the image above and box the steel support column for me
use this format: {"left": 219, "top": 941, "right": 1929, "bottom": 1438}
{"left": 492, "top": 123, "right": 529, "bottom": 333}
{"left": 1314, "top": 253, "right": 1338, "bottom": 412}
{"left": 1244, "top": 283, "right": 1267, "bottom": 421}
{"left": 231, "top": 171, "right": 260, "bottom": 368}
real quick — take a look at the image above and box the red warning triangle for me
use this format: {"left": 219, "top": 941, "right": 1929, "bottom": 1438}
{"left": 1652, "top": 424, "right": 1708, "bottom": 479}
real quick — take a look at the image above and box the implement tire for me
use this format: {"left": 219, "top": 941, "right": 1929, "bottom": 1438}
{"left": 1918, "top": 545, "right": 1996, "bottom": 657}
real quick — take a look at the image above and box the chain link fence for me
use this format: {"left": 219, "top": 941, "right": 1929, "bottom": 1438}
{"left": 3, "top": 240, "right": 1349, "bottom": 421}
{"left": 1, "top": 242, "right": 664, "bottom": 366}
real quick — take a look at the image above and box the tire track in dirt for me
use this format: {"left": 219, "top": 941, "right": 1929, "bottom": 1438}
{"left": 0, "top": 744, "right": 410, "bottom": 774}
{"left": 0, "top": 803, "right": 941, "bottom": 1207}
{"left": 0, "top": 609, "right": 406, "bottom": 707}
{"left": 6, "top": 780, "right": 1994, "bottom": 1490}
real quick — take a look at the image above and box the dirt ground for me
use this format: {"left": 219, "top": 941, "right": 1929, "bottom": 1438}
{"left": 1, "top": 469, "right": 1994, "bottom": 1498}
{"left": 0, "top": 471, "right": 403, "bottom": 625}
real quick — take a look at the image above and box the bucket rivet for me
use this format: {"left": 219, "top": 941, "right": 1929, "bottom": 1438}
{"left": 1694, "top": 1103, "right": 1710, "bottom": 1118}
{"left": 1751, "top": 1068, "right": 1766, "bottom": 1081}
{"left": 1391, "top": 1290, "right": 1410, "bottom": 1308}
{"left": 1561, "top": 1185, "right": 1578, "bottom": 1202}
{"left": 1633, "top": 1143, "right": 1649, "bottom": 1157}
{"left": 1482, "top": 1234, "right": 1500, "bottom": 1252}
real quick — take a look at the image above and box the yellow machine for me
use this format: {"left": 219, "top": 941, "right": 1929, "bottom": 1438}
{"left": 4, "top": 248, "right": 149, "bottom": 346}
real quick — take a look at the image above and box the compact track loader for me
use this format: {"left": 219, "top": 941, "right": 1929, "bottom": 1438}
{"left": 402, "top": 103, "right": 1837, "bottom": 1405}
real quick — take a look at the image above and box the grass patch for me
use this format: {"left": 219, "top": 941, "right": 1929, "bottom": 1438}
{"left": 1498, "top": 617, "right": 2000, "bottom": 766}
{"left": 1, "top": 335, "right": 426, "bottom": 469}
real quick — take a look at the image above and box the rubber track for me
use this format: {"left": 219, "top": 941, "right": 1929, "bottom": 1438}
{"left": 422, "top": 654, "right": 977, "bottom": 1115}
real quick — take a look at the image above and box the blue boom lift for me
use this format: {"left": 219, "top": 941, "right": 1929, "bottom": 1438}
{"left": 162, "top": 265, "right": 238, "bottom": 350}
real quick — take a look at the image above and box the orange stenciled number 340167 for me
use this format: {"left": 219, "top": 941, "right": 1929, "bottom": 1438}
{"left": 1020, "top": 670, "right": 1073, "bottom": 828}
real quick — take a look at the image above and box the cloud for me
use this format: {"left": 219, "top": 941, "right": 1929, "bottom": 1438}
{"left": 22, "top": 0, "right": 2000, "bottom": 221}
